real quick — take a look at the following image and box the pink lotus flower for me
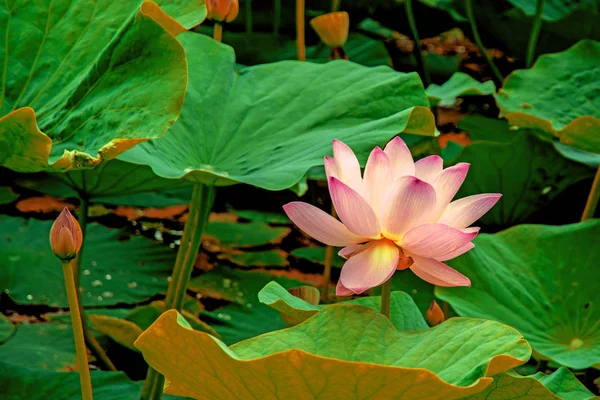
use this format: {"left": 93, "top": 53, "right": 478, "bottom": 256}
{"left": 283, "top": 138, "right": 501, "bottom": 295}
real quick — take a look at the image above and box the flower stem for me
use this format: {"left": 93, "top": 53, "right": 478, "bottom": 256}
{"left": 404, "top": 0, "right": 430, "bottom": 87}
{"left": 296, "top": 0, "right": 306, "bottom": 61}
{"left": 62, "top": 259, "right": 94, "bottom": 400}
{"left": 273, "top": 0, "right": 281, "bottom": 35}
{"left": 331, "top": 0, "right": 341, "bottom": 11}
{"left": 582, "top": 165, "right": 600, "bottom": 221}
{"left": 141, "top": 183, "right": 215, "bottom": 400}
{"left": 526, "top": 0, "right": 544, "bottom": 68}
{"left": 321, "top": 206, "right": 337, "bottom": 302}
{"left": 380, "top": 280, "right": 392, "bottom": 318}
{"left": 213, "top": 22, "right": 223, "bottom": 42}
{"left": 465, "top": 0, "right": 503, "bottom": 86}
{"left": 75, "top": 196, "right": 117, "bottom": 372}
{"left": 246, "top": 0, "right": 253, "bottom": 34}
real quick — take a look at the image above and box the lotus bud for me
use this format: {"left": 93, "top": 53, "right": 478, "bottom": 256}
{"left": 280, "top": 286, "right": 320, "bottom": 327}
{"left": 310, "top": 12, "right": 349, "bottom": 60}
{"left": 206, "top": 0, "right": 239, "bottom": 23}
{"left": 426, "top": 300, "right": 445, "bottom": 327}
{"left": 50, "top": 207, "right": 83, "bottom": 261}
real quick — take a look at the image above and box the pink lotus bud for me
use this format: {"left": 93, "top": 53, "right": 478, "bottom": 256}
{"left": 50, "top": 207, "right": 83, "bottom": 261}
{"left": 206, "top": 0, "right": 239, "bottom": 23}
{"left": 426, "top": 300, "right": 445, "bottom": 327}
{"left": 310, "top": 12, "right": 349, "bottom": 49}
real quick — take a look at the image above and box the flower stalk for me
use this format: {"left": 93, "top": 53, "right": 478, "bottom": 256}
{"left": 273, "top": 0, "right": 281, "bottom": 35}
{"left": 214, "top": 22, "right": 223, "bottom": 42}
{"left": 322, "top": 206, "right": 337, "bottom": 301}
{"left": 404, "top": 0, "right": 430, "bottom": 86}
{"left": 526, "top": 0, "right": 544, "bottom": 68}
{"left": 296, "top": 0, "right": 306, "bottom": 60}
{"left": 380, "top": 279, "right": 392, "bottom": 318}
{"left": 142, "top": 183, "right": 216, "bottom": 400}
{"left": 582, "top": 165, "right": 600, "bottom": 221}
{"left": 465, "top": 0, "right": 503, "bottom": 86}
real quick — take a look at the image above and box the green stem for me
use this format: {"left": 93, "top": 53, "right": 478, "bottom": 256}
{"left": 465, "top": 0, "right": 503, "bottom": 86}
{"left": 331, "top": 0, "right": 341, "bottom": 12}
{"left": 62, "top": 260, "right": 94, "bottom": 400}
{"left": 380, "top": 280, "right": 392, "bottom": 318}
{"left": 582, "top": 165, "right": 600, "bottom": 221}
{"left": 273, "top": 0, "right": 281, "bottom": 35}
{"left": 296, "top": 0, "right": 306, "bottom": 61}
{"left": 214, "top": 22, "right": 223, "bottom": 42}
{"left": 141, "top": 183, "right": 216, "bottom": 400}
{"left": 321, "top": 206, "right": 337, "bottom": 302}
{"left": 405, "top": 0, "right": 430, "bottom": 87}
{"left": 526, "top": 0, "right": 544, "bottom": 68}
{"left": 74, "top": 196, "right": 117, "bottom": 372}
{"left": 246, "top": 0, "right": 253, "bottom": 34}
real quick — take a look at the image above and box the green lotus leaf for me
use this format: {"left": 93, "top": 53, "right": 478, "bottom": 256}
{"left": 0, "top": 185, "right": 18, "bottom": 204}
{"left": 119, "top": 32, "right": 436, "bottom": 191}
{"left": 453, "top": 129, "right": 592, "bottom": 228}
{"left": 0, "top": 215, "right": 174, "bottom": 307}
{"left": 507, "top": 0, "right": 598, "bottom": 22}
{"left": 229, "top": 208, "right": 290, "bottom": 224}
{"left": 88, "top": 314, "right": 143, "bottom": 352}
{"left": 259, "top": 282, "right": 428, "bottom": 330}
{"left": 222, "top": 249, "right": 288, "bottom": 268}
{"left": 189, "top": 266, "right": 306, "bottom": 344}
{"left": 495, "top": 40, "right": 600, "bottom": 154}
{"left": 553, "top": 142, "right": 600, "bottom": 168}
{"left": 205, "top": 221, "right": 291, "bottom": 248}
{"left": 0, "top": 0, "right": 207, "bottom": 173}
{"left": 437, "top": 220, "right": 600, "bottom": 370}
{"left": 135, "top": 305, "right": 531, "bottom": 400}
{"left": 465, "top": 368, "right": 595, "bottom": 400}
{"left": 0, "top": 362, "right": 147, "bottom": 400}
{"left": 426, "top": 72, "right": 496, "bottom": 105}
{"left": 291, "top": 246, "right": 346, "bottom": 268}
{"left": 0, "top": 314, "right": 15, "bottom": 344}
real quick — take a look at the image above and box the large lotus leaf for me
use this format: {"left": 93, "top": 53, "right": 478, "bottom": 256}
{"left": 119, "top": 32, "right": 436, "bottom": 191}
{"left": 0, "top": 0, "right": 207, "bottom": 173}
{"left": 0, "top": 322, "right": 75, "bottom": 371}
{"left": 426, "top": 72, "right": 496, "bottom": 105}
{"left": 495, "top": 40, "right": 600, "bottom": 154}
{"left": 0, "top": 185, "right": 18, "bottom": 204}
{"left": 259, "top": 281, "right": 428, "bottom": 330}
{"left": 436, "top": 221, "right": 600, "bottom": 370}
{"left": 507, "top": 0, "right": 598, "bottom": 22}
{"left": 465, "top": 368, "right": 595, "bottom": 400}
{"left": 0, "top": 215, "right": 173, "bottom": 307}
{"left": 453, "top": 130, "right": 592, "bottom": 228}
{"left": 189, "top": 266, "right": 306, "bottom": 344}
{"left": 0, "top": 362, "right": 144, "bottom": 400}
{"left": 135, "top": 306, "right": 531, "bottom": 400}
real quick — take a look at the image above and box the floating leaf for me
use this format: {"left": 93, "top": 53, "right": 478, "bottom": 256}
{"left": 119, "top": 32, "right": 436, "bottom": 191}
{"left": 205, "top": 221, "right": 290, "bottom": 248}
{"left": 189, "top": 266, "right": 306, "bottom": 344}
{"left": 0, "top": 314, "right": 16, "bottom": 344}
{"left": 136, "top": 306, "right": 531, "bottom": 400}
{"left": 0, "top": 323, "right": 75, "bottom": 371}
{"left": 437, "top": 221, "right": 600, "bottom": 369}
{"left": 0, "top": 186, "right": 18, "bottom": 204}
{"left": 220, "top": 249, "right": 288, "bottom": 268}
{"left": 0, "top": 363, "right": 146, "bottom": 400}
{"left": 229, "top": 208, "right": 290, "bottom": 224}
{"left": 465, "top": 368, "right": 595, "bottom": 400}
{"left": 453, "top": 131, "right": 592, "bottom": 227}
{"left": 553, "top": 142, "right": 600, "bottom": 168}
{"left": 88, "top": 314, "right": 143, "bottom": 352}
{"left": 507, "top": 0, "right": 598, "bottom": 22}
{"left": 496, "top": 40, "right": 600, "bottom": 154}
{"left": 259, "top": 282, "right": 428, "bottom": 330}
{"left": 0, "top": 1, "right": 206, "bottom": 172}
{"left": 290, "top": 247, "right": 345, "bottom": 268}
{"left": 0, "top": 216, "right": 174, "bottom": 307}
{"left": 427, "top": 72, "right": 496, "bottom": 105}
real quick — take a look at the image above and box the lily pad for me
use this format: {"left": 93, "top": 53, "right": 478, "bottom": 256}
{"left": 0, "top": 322, "right": 75, "bottom": 371}
{"left": 259, "top": 282, "right": 428, "bottom": 330}
{"left": 229, "top": 208, "right": 290, "bottom": 224}
{"left": 0, "top": 186, "right": 18, "bottom": 204}
{"left": 136, "top": 306, "right": 531, "bottom": 400}
{"left": 205, "top": 221, "right": 290, "bottom": 248}
{"left": 220, "top": 249, "right": 288, "bottom": 268}
{"left": 465, "top": 368, "right": 595, "bottom": 400}
{"left": 119, "top": 32, "right": 436, "bottom": 191}
{"left": 427, "top": 72, "right": 496, "bottom": 105}
{"left": 0, "top": 362, "right": 145, "bottom": 400}
{"left": 0, "top": 216, "right": 174, "bottom": 307}
{"left": 436, "top": 220, "right": 600, "bottom": 370}
{"left": 0, "top": 314, "right": 16, "bottom": 344}
{"left": 495, "top": 40, "right": 600, "bottom": 154}
{"left": 189, "top": 266, "right": 306, "bottom": 344}
{"left": 0, "top": 1, "right": 206, "bottom": 172}
{"left": 290, "top": 246, "right": 345, "bottom": 268}
{"left": 453, "top": 131, "right": 592, "bottom": 227}
{"left": 508, "top": 0, "right": 598, "bottom": 22}
{"left": 88, "top": 314, "right": 143, "bottom": 352}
